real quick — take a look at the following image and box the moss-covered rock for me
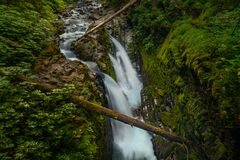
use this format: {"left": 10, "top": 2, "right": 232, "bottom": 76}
{"left": 131, "top": 1, "right": 240, "bottom": 159}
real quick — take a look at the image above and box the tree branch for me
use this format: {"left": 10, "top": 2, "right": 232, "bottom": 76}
{"left": 12, "top": 75, "right": 187, "bottom": 144}
{"left": 77, "top": 0, "right": 137, "bottom": 40}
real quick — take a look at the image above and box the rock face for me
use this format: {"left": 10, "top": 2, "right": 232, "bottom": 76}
{"left": 141, "top": 88, "right": 178, "bottom": 160}
{"left": 89, "top": 13, "right": 101, "bottom": 20}
{"left": 72, "top": 28, "right": 109, "bottom": 62}
{"left": 36, "top": 53, "right": 103, "bottom": 102}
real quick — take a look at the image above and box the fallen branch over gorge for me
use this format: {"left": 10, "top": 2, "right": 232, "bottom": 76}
{"left": 13, "top": 75, "right": 188, "bottom": 144}
{"left": 78, "top": 0, "right": 137, "bottom": 40}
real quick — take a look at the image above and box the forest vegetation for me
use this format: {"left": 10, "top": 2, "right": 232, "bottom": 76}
{"left": 0, "top": 0, "right": 104, "bottom": 159}
{"left": 128, "top": 0, "right": 240, "bottom": 159}
{"left": 0, "top": 0, "right": 240, "bottom": 159}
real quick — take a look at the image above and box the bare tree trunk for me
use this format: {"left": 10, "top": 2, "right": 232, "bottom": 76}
{"left": 14, "top": 75, "right": 187, "bottom": 144}
{"left": 77, "top": 0, "right": 137, "bottom": 40}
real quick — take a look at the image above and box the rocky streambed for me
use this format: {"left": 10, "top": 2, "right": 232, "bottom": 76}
{"left": 34, "top": 0, "right": 164, "bottom": 159}
{"left": 33, "top": 0, "right": 114, "bottom": 159}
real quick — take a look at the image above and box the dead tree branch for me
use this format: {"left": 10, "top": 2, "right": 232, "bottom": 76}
{"left": 78, "top": 0, "right": 137, "bottom": 40}
{"left": 11, "top": 75, "right": 188, "bottom": 144}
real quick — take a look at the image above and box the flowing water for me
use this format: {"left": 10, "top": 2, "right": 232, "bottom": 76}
{"left": 107, "top": 37, "right": 156, "bottom": 160}
{"left": 59, "top": 1, "right": 156, "bottom": 159}
{"left": 59, "top": 0, "right": 102, "bottom": 60}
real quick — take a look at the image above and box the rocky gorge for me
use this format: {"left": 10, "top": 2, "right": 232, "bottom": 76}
{"left": 1, "top": 0, "right": 240, "bottom": 160}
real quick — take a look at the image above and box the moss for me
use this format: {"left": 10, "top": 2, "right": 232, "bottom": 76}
{"left": 131, "top": 1, "right": 240, "bottom": 159}
{"left": 95, "top": 28, "right": 116, "bottom": 79}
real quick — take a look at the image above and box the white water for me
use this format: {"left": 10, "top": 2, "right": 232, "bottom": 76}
{"left": 59, "top": 0, "right": 102, "bottom": 60}
{"left": 106, "top": 37, "right": 156, "bottom": 160}
{"left": 109, "top": 37, "right": 143, "bottom": 108}
{"left": 58, "top": 1, "right": 156, "bottom": 159}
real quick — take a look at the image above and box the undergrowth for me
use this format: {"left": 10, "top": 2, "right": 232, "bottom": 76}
{"left": 130, "top": 0, "right": 240, "bottom": 159}
{"left": 0, "top": 0, "right": 104, "bottom": 159}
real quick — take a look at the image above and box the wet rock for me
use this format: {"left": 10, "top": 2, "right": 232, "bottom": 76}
{"left": 72, "top": 37, "right": 94, "bottom": 61}
{"left": 61, "top": 76, "right": 73, "bottom": 82}
{"left": 35, "top": 53, "right": 103, "bottom": 101}
{"left": 98, "top": 9, "right": 107, "bottom": 16}
{"left": 89, "top": 13, "right": 100, "bottom": 20}
{"left": 78, "top": 74, "right": 85, "bottom": 81}
{"left": 64, "top": 67, "right": 74, "bottom": 76}
{"left": 71, "top": 28, "right": 109, "bottom": 62}
{"left": 89, "top": 72, "right": 95, "bottom": 80}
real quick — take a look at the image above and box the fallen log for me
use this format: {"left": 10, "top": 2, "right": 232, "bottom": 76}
{"left": 13, "top": 75, "right": 187, "bottom": 144}
{"left": 78, "top": 0, "right": 137, "bottom": 40}
{"left": 70, "top": 96, "right": 185, "bottom": 143}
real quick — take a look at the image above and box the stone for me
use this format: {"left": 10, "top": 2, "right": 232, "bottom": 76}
{"left": 89, "top": 13, "right": 100, "bottom": 20}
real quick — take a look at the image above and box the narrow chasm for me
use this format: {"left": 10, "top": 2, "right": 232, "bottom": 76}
{"left": 1, "top": 0, "right": 240, "bottom": 160}
{"left": 58, "top": 0, "right": 157, "bottom": 159}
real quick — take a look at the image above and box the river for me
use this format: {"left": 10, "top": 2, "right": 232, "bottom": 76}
{"left": 59, "top": 0, "right": 157, "bottom": 159}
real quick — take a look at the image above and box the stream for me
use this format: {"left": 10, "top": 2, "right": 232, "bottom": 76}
{"left": 59, "top": 1, "right": 157, "bottom": 159}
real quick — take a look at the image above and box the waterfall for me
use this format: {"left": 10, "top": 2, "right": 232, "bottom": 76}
{"left": 106, "top": 37, "right": 156, "bottom": 160}
{"left": 58, "top": 1, "right": 156, "bottom": 159}
{"left": 109, "top": 37, "right": 143, "bottom": 109}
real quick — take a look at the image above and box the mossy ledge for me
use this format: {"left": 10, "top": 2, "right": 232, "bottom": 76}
{"left": 129, "top": 0, "right": 240, "bottom": 159}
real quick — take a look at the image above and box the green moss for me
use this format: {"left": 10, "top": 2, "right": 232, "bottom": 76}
{"left": 95, "top": 29, "right": 116, "bottom": 79}
{"left": 131, "top": 1, "right": 240, "bottom": 159}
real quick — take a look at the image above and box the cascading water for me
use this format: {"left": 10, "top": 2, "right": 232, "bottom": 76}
{"left": 107, "top": 37, "right": 156, "bottom": 160}
{"left": 58, "top": 1, "right": 156, "bottom": 159}
{"left": 83, "top": 37, "right": 156, "bottom": 160}
{"left": 59, "top": 0, "right": 102, "bottom": 60}
{"left": 109, "top": 37, "right": 142, "bottom": 108}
